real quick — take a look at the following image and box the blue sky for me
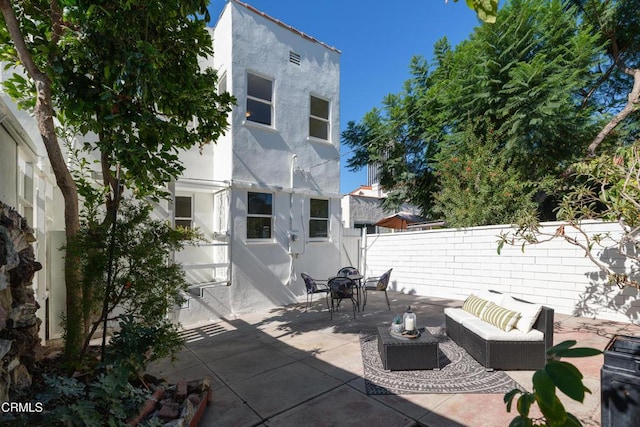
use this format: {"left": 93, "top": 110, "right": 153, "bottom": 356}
{"left": 207, "top": 0, "right": 483, "bottom": 194}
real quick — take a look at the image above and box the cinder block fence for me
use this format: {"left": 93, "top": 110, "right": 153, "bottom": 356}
{"left": 359, "top": 221, "right": 640, "bottom": 324}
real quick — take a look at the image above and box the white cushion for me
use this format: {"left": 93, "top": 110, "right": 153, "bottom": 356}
{"left": 476, "top": 290, "right": 504, "bottom": 305}
{"left": 462, "top": 318, "right": 545, "bottom": 342}
{"left": 444, "top": 307, "right": 477, "bottom": 324}
{"left": 501, "top": 295, "right": 544, "bottom": 333}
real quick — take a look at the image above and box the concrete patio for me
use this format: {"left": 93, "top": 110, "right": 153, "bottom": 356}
{"left": 148, "top": 290, "right": 640, "bottom": 426}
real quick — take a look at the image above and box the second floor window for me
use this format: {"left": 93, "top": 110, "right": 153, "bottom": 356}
{"left": 175, "top": 196, "right": 193, "bottom": 229}
{"left": 247, "top": 192, "right": 273, "bottom": 239}
{"left": 309, "top": 198, "right": 329, "bottom": 238}
{"left": 246, "top": 73, "right": 273, "bottom": 126}
{"left": 309, "top": 95, "right": 329, "bottom": 140}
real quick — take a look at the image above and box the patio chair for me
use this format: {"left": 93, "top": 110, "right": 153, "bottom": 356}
{"left": 336, "top": 266, "right": 363, "bottom": 309}
{"left": 328, "top": 276, "right": 357, "bottom": 320}
{"left": 362, "top": 268, "right": 392, "bottom": 311}
{"left": 301, "top": 273, "right": 330, "bottom": 312}
{"left": 337, "top": 266, "right": 359, "bottom": 277}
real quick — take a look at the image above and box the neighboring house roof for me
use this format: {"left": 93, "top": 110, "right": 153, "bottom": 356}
{"left": 229, "top": 0, "right": 342, "bottom": 54}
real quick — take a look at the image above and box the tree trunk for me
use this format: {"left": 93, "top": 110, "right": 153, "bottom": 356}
{"left": 0, "top": 0, "right": 84, "bottom": 367}
{"left": 587, "top": 67, "right": 640, "bottom": 157}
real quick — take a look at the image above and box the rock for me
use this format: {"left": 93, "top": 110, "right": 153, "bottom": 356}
{"left": 176, "top": 380, "right": 188, "bottom": 402}
{"left": 0, "top": 339, "right": 12, "bottom": 359}
{"left": 10, "top": 303, "right": 38, "bottom": 328}
{"left": 158, "top": 402, "right": 180, "bottom": 420}
{"left": 10, "top": 364, "right": 32, "bottom": 397}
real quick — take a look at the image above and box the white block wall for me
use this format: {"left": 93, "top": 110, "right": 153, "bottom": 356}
{"left": 363, "top": 221, "right": 640, "bottom": 324}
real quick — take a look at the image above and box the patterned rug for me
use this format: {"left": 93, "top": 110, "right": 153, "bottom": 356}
{"left": 360, "top": 327, "right": 526, "bottom": 395}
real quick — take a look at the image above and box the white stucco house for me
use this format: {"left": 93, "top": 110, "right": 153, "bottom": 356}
{"left": 1, "top": 0, "right": 343, "bottom": 337}
{"left": 165, "top": 0, "right": 343, "bottom": 326}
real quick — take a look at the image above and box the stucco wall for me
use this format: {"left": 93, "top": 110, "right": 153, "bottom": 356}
{"left": 363, "top": 221, "right": 640, "bottom": 323}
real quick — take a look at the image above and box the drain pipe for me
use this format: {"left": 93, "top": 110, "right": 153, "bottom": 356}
{"left": 288, "top": 154, "right": 297, "bottom": 286}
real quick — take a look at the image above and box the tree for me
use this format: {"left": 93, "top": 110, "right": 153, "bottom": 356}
{"left": 497, "top": 0, "right": 640, "bottom": 295}
{"left": 433, "top": 121, "right": 547, "bottom": 227}
{"left": 343, "top": 0, "right": 602, "bottom": 225}
{"left": 0, "top": 1, "right": 233, "bottom": 366}
{"left": 566, "top": 0, "right": 640, "bottom": 157}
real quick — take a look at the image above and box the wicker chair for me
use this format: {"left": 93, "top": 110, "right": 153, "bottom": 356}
{"left": 362, "top": 268, "right": 392, "bottom": 310}
{"left": 328, "top": 276, "right": 357, "bottom": 319}
{"left": 301, "top": 273, "right": 330, "bottom": 312}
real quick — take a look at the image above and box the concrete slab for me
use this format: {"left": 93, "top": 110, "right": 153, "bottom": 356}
{"left": 151, "top": 291, "right": 640, "bottom": 427}
{"left": 199, "top": 385, "right": 262, "bottom": 427}
{"left": 229, "top": 361, "right": 343, "bottom": 420}
{"left": 266, "top": 385, "right": 415, "bottom": 427}
{"left": 205, "top": 345, "right": 297, "bottom": 384}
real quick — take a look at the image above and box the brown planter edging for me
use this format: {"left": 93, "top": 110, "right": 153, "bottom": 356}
{"left": 188, "top": 388, "right": 213, "bottom": 427}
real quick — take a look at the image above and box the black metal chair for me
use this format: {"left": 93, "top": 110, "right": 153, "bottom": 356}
{"left": 337, "top": 266, "right": 359, "bottom": 277}
{"left": 301, "top": 273, "right": 330, "bottom": 312}
{"left": 328, "top": 276, "right": 357, "bottom": 319}
{"left": 362, "top": 268, "right": 393, "bottom": 311}
{"left": 336, "top": 266, "right": 362, "bottom": 310}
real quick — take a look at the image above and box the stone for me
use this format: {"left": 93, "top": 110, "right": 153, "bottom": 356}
{"left": 180, "top": 397, "right": 196, "bottom": 425}
{"left": 10, "top": 303, "right": 38, "bottom": 328}
{"left": 0, "top": 303, "right": 7, "bottom": 330}
{"left": 0, "top": 202, "right": 42, "bottom": 402}
{"left": 176, "top": 380, "right": 188, "bottom": 402}
{"left": 157, "top": 402, "right": 180, "bottom": 420}
{"left": 10, "top": 364, "right": 32, "bottom": 397}
{"left": 0, "top": 339, "right": 11, "bottom": 359}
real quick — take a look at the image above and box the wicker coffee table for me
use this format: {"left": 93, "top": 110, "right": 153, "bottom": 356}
{"left": 377, "top": 326, "right": 439, "bottom": 371}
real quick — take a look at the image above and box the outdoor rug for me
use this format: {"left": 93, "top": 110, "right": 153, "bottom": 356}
{"left": 360, "top": 327, "right": 526, "bottom": 395}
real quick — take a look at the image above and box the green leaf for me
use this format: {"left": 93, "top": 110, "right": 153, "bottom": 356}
{"left": 532, "top": 369, "right": 556, "bottom": 408}
{"left": 516, "top": 392, "right": 534, "bottom": 417}
{"left": 545, "top": 361, "right": 588, "bottom": 403}
{"left": 554, "top": 347, "right": 602, "bottom": 358}
{"left": 504, "top": 388, "right": 522, "bottom": 412}
{"left": 508, "top": 415, "right": 532, "bottom": 427}
{"left": 536, "top": 394, "right": 567, "bottom": 424}
{"left": 547, "top": 340, "right": 577, "bottom": 357}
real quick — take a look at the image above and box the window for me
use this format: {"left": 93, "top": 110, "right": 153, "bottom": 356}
{"left": 218, "top": 72, "right": 227, "bottom": 95}
{"left": 175, "top": 196, "right": 193, "bottom": 229}
{"left": 246, "top": 73, "right": 273, "bottom": 126}
{"left": 309, "top": 95, "right": 329, "bottom": 140}
{"left": 247, "top": 192, "right": 273, "bottom": 239}
{"left": 309, "top": 199, "right": 329, "bottom": 238}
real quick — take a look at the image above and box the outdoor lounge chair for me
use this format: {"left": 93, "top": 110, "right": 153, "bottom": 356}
{"left": 328, "top": 276, "right": 357, "bottom": 319}
{"left": 301, "top": 273, "right": 330, "bottom": 312}
{"left": 362, "top": 268, "right": 392, "bottom": 311}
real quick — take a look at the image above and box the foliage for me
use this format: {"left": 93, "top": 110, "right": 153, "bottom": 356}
{"left": 343, "top": 0, "right": 603, "bottom": 224}
{"left": 0, "top": 0, "right": 234, "bottom": 363}
{"left": 433, "top": 121, "right": 552, "bottom": 227}
{"left": 65, "top": 198, "right": 201, "bottom": 363}
{"left": 24, "top": 366, "right": 149, "bottom": 427}
{"left": 106, "top": 315, "right": 184, "bottom": 376}
{"left": 0, "top": 0, "right": 234, "bottom": 200}
{"left": 499, "top": 142, "right": 640, "bottom": 289}
{"left": 504, "top": 340, "right": 601, "bottom": 427}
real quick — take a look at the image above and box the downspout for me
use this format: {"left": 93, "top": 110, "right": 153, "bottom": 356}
{"left": 288, "top": 154, "right": 297, "bottom": 286}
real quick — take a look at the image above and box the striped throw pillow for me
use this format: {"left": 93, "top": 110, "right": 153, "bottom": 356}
{"left": 462, "top": 294, "right": 489, "bottom": 317}
{"left": 481, "top": 302, "right": 521, "bottom": 331}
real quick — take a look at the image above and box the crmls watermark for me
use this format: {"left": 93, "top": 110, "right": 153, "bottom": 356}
{"left": 1, "top": 401, "right": 44, "bottom": 413}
